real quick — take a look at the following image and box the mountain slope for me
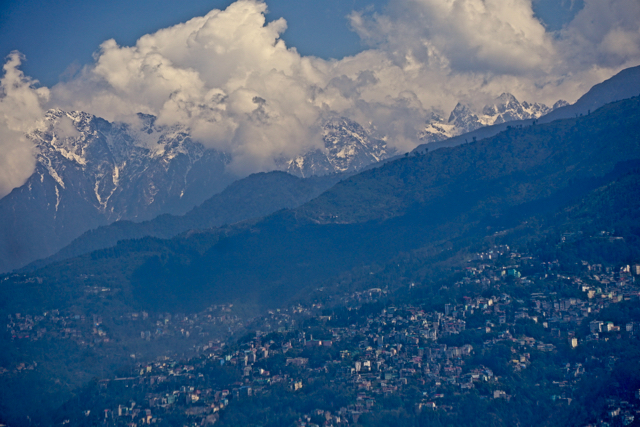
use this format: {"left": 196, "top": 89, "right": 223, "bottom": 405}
{"left": 0, "top": 110, "right": 235, "bottom": 274}
{"left": 5, "top": 96, "right": 639, "bottom": 314}
{"left": 28, "top": 171, "right": 343, "bottom": 269}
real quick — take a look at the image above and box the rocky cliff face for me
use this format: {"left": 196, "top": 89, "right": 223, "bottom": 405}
{"left": 29, "top": 110, "right": 234, "bottom": 221}
{"left": 0, "top": 110, "right": 234, "bottom": 273}
{"left": 281, "top": 117, "right": 394, "bottom": 178}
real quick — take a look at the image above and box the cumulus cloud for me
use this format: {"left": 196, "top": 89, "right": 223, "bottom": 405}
{"left": 1, "top": 0, "right": 639, "bottom": 193}
{"left": 51, "top": 0, "right": 328, "bottom": 174}
{"left": 559, "top": 0, "right": 640, "bottom": 67}
{"left": 53, "top": 114, "right": 80, "bottom": 140}
{"left": 48, "top": 0, "right": 640, "bottom": 163}
{"left": 350, "top": 0, "right": 556, "bottom": 75}
{"left": 347, "top": 0, "right": 640, "bottom": 108}
{"left": 0, "top": 52, "right": 49, "bottom": 198}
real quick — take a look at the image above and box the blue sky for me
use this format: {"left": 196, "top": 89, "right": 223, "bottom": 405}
{"left": 0, "top": 0, "right": 388, "bottom": 87}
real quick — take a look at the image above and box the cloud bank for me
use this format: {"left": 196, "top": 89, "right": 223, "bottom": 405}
{"left": 0, "top": 52, "right": 49, "bottom": 197}
{"left": 1, "top": 0, "right": 640, "bottom": 196}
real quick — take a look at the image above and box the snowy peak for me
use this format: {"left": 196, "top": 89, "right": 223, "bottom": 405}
{"left": 420, "top": 93, "right": 566, "bottom": 144}
{"left": 482, "top": 93, "right": 551, "bottom": 125}
{"left": 25, "top": 110, "right": 230, "bottom": 221}
{"left": 552, "top": 99, "right": 570, "bottom": 110}
{"left": 283, "top": 117, "right": 395, "bottom": 178}
{"left": 322, "top": 117, "right": 388, "bottom": 168}
{"left": 448, "top": 103, "right": 484, "bottom": 134}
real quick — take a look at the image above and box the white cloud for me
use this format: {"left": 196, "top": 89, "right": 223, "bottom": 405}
{"left": 1, "top": 0, "right": 639, "bottom": 195}
{"left": 46, "top": 0, "right": 640, "bottom": 156}
{"left": 53, "top": 114, "right": 80, "bottom": 140}
{"left": 350, "top": 0, "right": 556, "bottom": 75}
{"left": 51, "top": 0, "right": 329, "bottom": 175}
{"left": 559, "top": 0, "right": 640, "bottom": 67}
{"left": 0, "top": 52, "right": 49, "bottom": 198}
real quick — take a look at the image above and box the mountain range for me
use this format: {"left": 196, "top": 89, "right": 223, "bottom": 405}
{"left": 0, "top": 114, "right": 390, "bottom": 274}
{"left": 0, "top": 110, "right": 234, "bottom": 274}
{"left": 419, "top": 93, "right": 566, "bottom": 144}
{"left": 414, "top": 64, "right": 640, "bottom": 153}
{"left": 1, "top": 70, "right": 640, "bottom": 424}
{"left": 6, "top": 94, "right": 639, "bottom": 312}
{"left": 2, "top": 66, "right": 639, "bottom": 275}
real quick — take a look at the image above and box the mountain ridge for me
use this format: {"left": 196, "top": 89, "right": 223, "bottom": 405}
{"left": 0, "top": 113, "right": 387, "bottom": 273}
{"left": 413, "top": 64, "right": 640, "bottom": 154}
{"left": 5, "top": 95, "right": 639, "bottom": 312}
{"left": 25, "top": 171, "right": 344, "bottom": 271}
{"left": 419, "top": 92, "right": 561, "bottom": 144}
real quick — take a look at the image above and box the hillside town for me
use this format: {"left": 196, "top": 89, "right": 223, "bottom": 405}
{"left": 6, "top": 236, "right": 637, "bottom": 427}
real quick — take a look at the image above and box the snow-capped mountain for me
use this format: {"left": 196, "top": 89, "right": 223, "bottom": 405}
{"left": 0, "top": 111, "right": 392, "bottom": 273}
{"left": 482, "top": 93, "right": 555, "bottom": 124}
{"left": 0, "top": 110, "right": 235, "bottom": 274}
{"left": 419, "top": 93, "right": 567, "bottom": 144}
{"left": 29, "top": 109, "right": 234, "bottom": 221}
{"left": 281, "top": 117, "right": 395, "bottom": 178}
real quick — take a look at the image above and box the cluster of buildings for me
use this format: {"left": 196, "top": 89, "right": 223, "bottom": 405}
{"left": 6, "top": 240, "right": 640, "bottom": 426}
{"left": 70, "top": 245, "right": 640, "bottom": 425}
